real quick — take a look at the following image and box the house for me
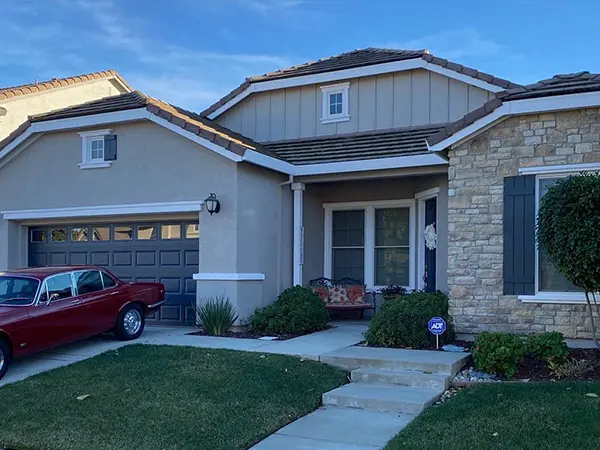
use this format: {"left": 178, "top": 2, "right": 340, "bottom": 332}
{"left": 0, "top": 49, "right": 597, "bottom": 338}
{"left": 0, "top": 70, "right": 131, "bottom": 141}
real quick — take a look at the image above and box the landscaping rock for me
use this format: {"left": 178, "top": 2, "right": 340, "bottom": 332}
{"left": 452, "top": 367, "right": 499, "bottom": 385}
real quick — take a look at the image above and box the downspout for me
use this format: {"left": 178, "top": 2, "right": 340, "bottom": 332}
{"left": 277, "top": 175, "right": 294, "bottom": 294}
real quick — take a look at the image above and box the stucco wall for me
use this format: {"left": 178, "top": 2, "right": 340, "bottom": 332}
{"left": 301, "top": 174, "right": 448, "bottom": 291}
{"left": 0, "top": 79, "right": 126, "bottom": 140}
{"left": 217, "top": 70, "right": 493, "bottom": 142}
{"left": 448, "top": 109, "right": 600, "bottom": 338}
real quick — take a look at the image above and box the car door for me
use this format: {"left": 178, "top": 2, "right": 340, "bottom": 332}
{"left": 73, "top": 270, "right": 120, "bottom": 334}
{"left": 25, "top": 273, "right": 84, "bottom": 353}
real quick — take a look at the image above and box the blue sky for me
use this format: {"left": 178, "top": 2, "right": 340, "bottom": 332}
{"left": 3, "top": 0, "right": 600, "bottom": 111}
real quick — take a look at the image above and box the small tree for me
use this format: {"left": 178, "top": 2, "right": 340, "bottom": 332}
{"left": 537, "top": 173, "right": 600, "bottom": 347}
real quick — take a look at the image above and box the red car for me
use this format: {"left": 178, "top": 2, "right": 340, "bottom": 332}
{"left": 0, "top": 266, "right": 165, "bottom": 380}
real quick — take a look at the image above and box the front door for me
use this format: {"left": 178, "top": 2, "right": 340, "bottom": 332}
{"left": 424, "top": 197, "right": 437, "bottom": 292}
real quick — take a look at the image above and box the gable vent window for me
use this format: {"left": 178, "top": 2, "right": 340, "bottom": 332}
{"left": 320, "top": 82, "right": 350, "bottom": 124}
{"left": 78, "top": 129, "right": 117, "bottom": 170}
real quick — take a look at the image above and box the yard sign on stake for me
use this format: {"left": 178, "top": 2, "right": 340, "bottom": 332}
{"left": 428, "top": 317, "right": 446, "bottom": 349}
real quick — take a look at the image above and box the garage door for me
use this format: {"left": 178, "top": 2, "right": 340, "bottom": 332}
{"left": 28, "top": 221, "right": 199, "bottom": 325}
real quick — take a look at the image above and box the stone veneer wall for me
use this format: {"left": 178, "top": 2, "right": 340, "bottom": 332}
{"left": 448, "top": 108, "right": 600, "bottom": 338}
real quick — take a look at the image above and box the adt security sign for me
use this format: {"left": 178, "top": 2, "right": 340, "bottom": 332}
{"left": 428, "top": 317, "right": 446, "bottom": 349}
{"left": 428, "top": 317, "right": 446, "bottom": 335}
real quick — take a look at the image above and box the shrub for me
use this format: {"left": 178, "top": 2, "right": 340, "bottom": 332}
{"left": 379, "top": 285, "right": 408, "bottom": 301}
{"left": 537, "top": 173, "right": 600, "bottom": 346}
{"left": 473, "top": 332, "right": 525, "bottom": 378}
{"left": 192, "top": 296, "right": 238, "bottom": 336}
{"left": 549, "top": 358, "right": 595, "bottom": 379}
{"left": 249, "top": 286, "right": 329, "bottom": 335}
{"left": 365, "top": 291, "right": 455, "bottom": 349}
{"left": 525, "top": 332, "right": 569, "bottom": 362}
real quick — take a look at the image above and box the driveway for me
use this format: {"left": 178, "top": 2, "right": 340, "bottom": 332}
{"left": 0, "top": 326, "right": 189, "bottom": 387}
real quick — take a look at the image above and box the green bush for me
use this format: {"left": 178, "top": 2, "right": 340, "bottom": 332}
{"left": 365, "top": 291, "right": 455, "bottom": 349}
{"left": 249, "top": 286, "right": 329, "bottom": 335}
{"left": 379, "top": 285, "right": 408, "bottom": 301}
{"left": 192, "top": 296, "right": 238, "bottom": 336}
{"left": 473, "top": 332, "right": 525, "bottom": 378}
{"left": 525, "top": 332, "right": 569, "bottom": 362}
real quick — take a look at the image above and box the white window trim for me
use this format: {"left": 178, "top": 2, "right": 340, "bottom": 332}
{"left": 415, "top": 188, "right": 440, "bottom": 290}
{"left": 78, "top": 129, "right": 113, "bottom": 170}
{"left": 320, "top": 82, "right": 350, "bottom": 124}
{"left": 323, "top": 199, "right": 416, "bottom": 290}
{"left": 519, "top": 170, "right": 593, "bottom": 304}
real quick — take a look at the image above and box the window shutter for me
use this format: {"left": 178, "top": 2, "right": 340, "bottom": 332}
{"left": 104, "top": 134, "right": 117, "bottom": 161}
{"left": 503, "top": 175, "right": 536, "bottom": 295}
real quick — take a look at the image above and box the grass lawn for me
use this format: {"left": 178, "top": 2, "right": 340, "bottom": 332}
{"left": 386, "top": 382, "right": 600, "bottom": 450}
{"left": 0, "top": 345, "right": 346, "bottom": 450}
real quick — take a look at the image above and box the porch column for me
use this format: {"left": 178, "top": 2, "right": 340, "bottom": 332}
{"left": 292, "top": 182, "right": 305, "bottom": 286}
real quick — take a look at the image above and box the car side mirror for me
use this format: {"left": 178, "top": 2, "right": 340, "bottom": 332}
{"left": 46, "top": 293, "right": 60, "bottom": 306}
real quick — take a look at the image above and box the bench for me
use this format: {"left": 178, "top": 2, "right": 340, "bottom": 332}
{"left": 309, "top": 277, "right": 375, "bottom": 318}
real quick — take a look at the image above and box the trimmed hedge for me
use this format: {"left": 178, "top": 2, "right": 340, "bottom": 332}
{"left": 525, "top": 331, "right": 569, "bottom": 362}
{"left": 249, "top": 286, "right": 329, "bottom": 335}
{"left": 365, "top": 291, "right": 455, "bottom": 349}
{"left": 473, "top": 332, "right": 525, "bottom": 378}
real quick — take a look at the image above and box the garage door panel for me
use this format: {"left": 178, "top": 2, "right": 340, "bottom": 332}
{"left": 91, "top": 252, "right": 110, "bottom": 266}
{"left": 29, "top": 221, "right": 199, "bottom": 325}
{"left": 136, "top": 251, "right": 156, "bottom": 266}
{"left": 159, "top": 250, "right": 181, "bottom": 266}
{"left": 70, "top": 252, "right": 88, "bottom": 265}
{"left": 49, "top": 252, "right": 67, "bottom": 265}
{"left": 113, "top": 251, "right": 133, "bottom": 266}
{"left": 185, "top": 250, "right": 199, "bottom": 266}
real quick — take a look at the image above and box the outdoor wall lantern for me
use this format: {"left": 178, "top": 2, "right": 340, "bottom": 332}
{"left": 204, "top": 193, "right": 221, "bottom": 215}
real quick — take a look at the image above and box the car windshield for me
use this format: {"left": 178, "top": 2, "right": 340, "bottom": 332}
{"left": 0, "top": 276, "right": 40, "bottom": 306}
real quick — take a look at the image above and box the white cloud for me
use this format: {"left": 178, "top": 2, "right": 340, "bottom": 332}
{"left": 391, "top": 28, "right": 503, "bottom": 59}
{"left": 229, "top": 0, "right": 304, "bottom": 15}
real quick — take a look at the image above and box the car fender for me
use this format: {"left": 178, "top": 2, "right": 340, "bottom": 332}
{"left": 0, "top": 329, "right": 14, "bottom": 356}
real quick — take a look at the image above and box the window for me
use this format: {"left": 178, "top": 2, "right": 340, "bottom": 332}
{"left": 325, "top": 201, "right": 414, "bottom": 288}
{"left": 320, "top": 82, "right": 350, "bottom": 124}
{"left": 332, "top": 210, "right": 365, "bottom": 282}
{"left": 185, "top": 224, "right": 199, "bottom": 239}
{"left": 0, "top": 276, "right": 39, "bottom": 306}
{"left": 375, "top": 208, "right": 410, "bottom": 286}
{"left": 71, "top": 227, "right": 88, "bottom": 242}
{"left": 43, "top": 274, "right": 73, "bottom": 302}
{"left": 74, "top": 271, "right": 104, "bottom": 295}
{"left": 137, "top": 225, "right": 157, "bottom": 240}
{"left": 31, "top": 229, "right": 47, "bottom": 243}
{"left": 114, "top": 226, "right": 133, "bottom": 241}
{"left": 161, "top": 224, "right": 181, "bottom": 240}
{"left": 101, "top": 272, "right": 117, "bottom": 289}
{"left": 537, "top": 177, "right": 582, "bottom": 293}
{"left": 92, "top": 226, "right": 110, "bottom": 241}
{"left": 78, "top": 129, "right": 114, "bottom": 169}
{"left": 89, "top": 137, "right": 104, "bottom": 161}
{"left": 50, "top": 228, "right": 67, "bottom": 242}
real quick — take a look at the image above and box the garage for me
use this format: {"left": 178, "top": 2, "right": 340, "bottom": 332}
{"left": 28, "top": 220, "right": 199, "bottom": 325}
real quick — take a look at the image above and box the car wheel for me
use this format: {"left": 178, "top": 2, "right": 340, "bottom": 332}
{"left": 0, "top": 339, "right": 11, "bottom": 381}
{"left": 115, "top": 304, "right": 145, "bottom": 341}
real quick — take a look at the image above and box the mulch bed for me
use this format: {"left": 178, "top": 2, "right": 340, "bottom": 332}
{"left": 187, "top": 326, "right": 333, "bottom": 341}
{"left": 515, "top": 348, "right": 600, "bottom": 381}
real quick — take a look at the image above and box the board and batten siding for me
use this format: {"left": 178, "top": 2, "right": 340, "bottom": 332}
{"left": 216, "top": 69, "right": 494, "bottom": 142}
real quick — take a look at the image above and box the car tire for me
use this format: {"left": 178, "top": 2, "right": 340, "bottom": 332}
{"left": 0, "top": 339, "right": 11, "bottom": 381}
{"left": 115, "top": 304, "right": 145, "bottom": 341}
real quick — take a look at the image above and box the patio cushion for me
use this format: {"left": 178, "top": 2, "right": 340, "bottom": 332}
{"left": 328, "top": 286, "right": 349, "bottom": 304}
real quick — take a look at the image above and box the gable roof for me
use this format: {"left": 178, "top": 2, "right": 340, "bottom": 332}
{"left": 201, "top": 48, "right": 521, "bottom": 118}
{"left": 427, "top": 71, "right": 600, "bottom": 148}
{"left": 264, "top": 124, "right": 445, "bottom": 165}
{"left": 0, "top": 91, "right": 283, "bottom": 162}
{"left": 0, "top": 69, "right": 132, "bottom": 101}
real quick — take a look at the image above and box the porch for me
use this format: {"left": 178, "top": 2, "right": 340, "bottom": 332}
{"left": 290, "top": 167, "right": 449, "bottom": 300}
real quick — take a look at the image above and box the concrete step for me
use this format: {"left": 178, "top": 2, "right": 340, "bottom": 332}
{"left": 322, "top": 383, "right": 443, "bottom": 415}
{"left": 320, "top": 346, "right": 469, "bottom": 376}
{"left": 351, "top": 367, "right": 450, "bottom": 390}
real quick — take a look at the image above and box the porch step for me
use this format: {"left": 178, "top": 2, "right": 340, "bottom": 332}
{"left": 351, "top": 367, "right": 450, "bottom": 390}
{"left": 320, "top": 346, "right": 470, "bottom": 376}
{"left": 322, "top": 383, "right": 443, "bottom": 415}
